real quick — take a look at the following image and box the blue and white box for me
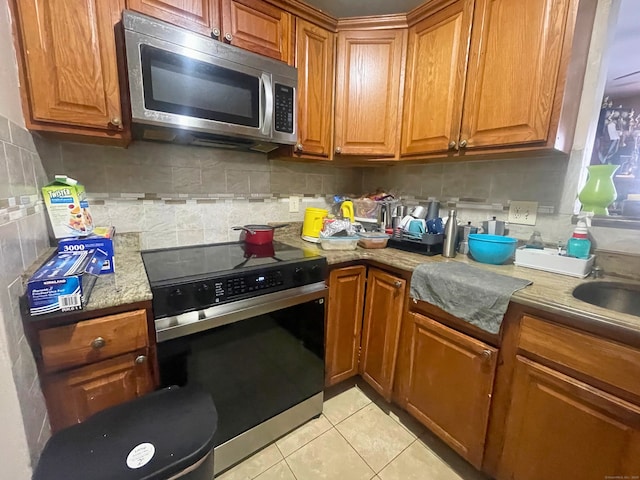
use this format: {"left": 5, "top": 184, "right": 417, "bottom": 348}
{"left": 57, "top": 226, "right": 116, "bottom": 274}
{"left": 26, "top": 249, "right": 107, "bottom": 316}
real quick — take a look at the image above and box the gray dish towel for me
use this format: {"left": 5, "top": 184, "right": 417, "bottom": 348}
{"left": 410, "top": 263, "right": 532, "bottom": 334}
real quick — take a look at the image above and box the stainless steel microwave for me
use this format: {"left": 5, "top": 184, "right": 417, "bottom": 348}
{"left": 123, "top": 10, "right": 297, "bottom": 152}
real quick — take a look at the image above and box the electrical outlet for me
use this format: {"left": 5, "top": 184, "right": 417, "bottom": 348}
{"left": 289, "top": 196, "right": 300, "bottom": 213}
{"left": 508, "top": 201, "right": 538, "bottom": 225}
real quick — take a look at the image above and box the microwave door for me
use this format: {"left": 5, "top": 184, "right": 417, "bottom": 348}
{"left": 126, "top": 32, "right": 270, "bottom": 142}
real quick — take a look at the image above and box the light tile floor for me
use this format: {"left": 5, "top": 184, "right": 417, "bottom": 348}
{"left": 217, "top": 379, "right": 492, "bottom": 480}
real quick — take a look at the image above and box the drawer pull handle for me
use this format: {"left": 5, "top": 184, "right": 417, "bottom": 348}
{"left": 481, "top": 349, "right": 492, "bottom": 361}
{"left": 91, "top": 337, "right": 106, "bottom": 349}
{"left": 135, "top": 355, "right": 147, "bottom": 365}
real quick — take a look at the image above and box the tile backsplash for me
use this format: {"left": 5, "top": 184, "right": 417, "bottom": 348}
{"left": 0, "top": 115, "right": 51, "bottom": 468}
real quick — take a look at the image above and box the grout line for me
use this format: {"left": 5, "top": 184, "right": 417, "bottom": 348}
{"left": 282, "top": 455, "right": 299, "bottom": 480}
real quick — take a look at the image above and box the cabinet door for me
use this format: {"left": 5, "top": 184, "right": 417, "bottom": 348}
{"left": 15, "top": 0, "right": 125, "bottom": 130}
{"left": 221, "top": 0, "right": 293, "bottom": 63}
{"left": 294, "top": 18, "right": 335, "bottom": 159}
{"left": 401, "top": 0, "right": 473, "bottom": 156}
{"left": 405, "top": 311, "right": 497, "bottom": 469}
{"left": 325, "top": 266, "right": 366, "bottom": 387}
{"left": 127, "top": 0, "right": 219, "bottom": 37}
{"left": 359, "top": 268, "right": 406, "bottom": 401}
{"left": 44, "top": 350, "right": 154, "bottom": 432}
{"left": 459, "top": 0, "right": 571, "bottom": 149}
{"left": 498, "top": 356, "right": 640, "bottom": 480}
{"left": 334, "top": 29, "right": 407, "bottom": 157}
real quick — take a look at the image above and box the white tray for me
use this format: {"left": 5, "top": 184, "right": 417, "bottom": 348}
{"left": 514, "top": 247, "right": 594, "bottom": 278}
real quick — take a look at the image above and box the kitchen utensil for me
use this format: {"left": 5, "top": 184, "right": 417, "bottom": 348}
{"left": 231, "top": 224, "right": 288, "bottom": 245}
{"left": 426, "top": 201, "right": 440, "bottom": 220}
{"left": 340, "top": 201, "right": 355, "bottom": 222}
{"left": 377, "top": 203, "right": 395, "bottom": 230}
{"left": 302, "top": 207, "right": 328, "bottom": 242}
{"left": 357, "top": 232, "right": 390, "bottom": 249}
{"left": 394, "top": 205, "right": 407, "bottom": 218}
{"left": 426, "top": 217, "right": 444, "bottom": 234}
{"left": 457, "top": 222, "right": 478, "bottom": 254}
{"left": 410, "top": 205, "right": 428, "bottom": 219}
{"left": 408, "top": 219, "right": 426, "bottom": 234}
{"left": 468, "top": 234, "right": 517, "bottom": 264}
{"left": 481, "top": 217, "right": 507, "bottom": 235}
{"left": 442, "top": 209, "right": 458, "bottom": 258}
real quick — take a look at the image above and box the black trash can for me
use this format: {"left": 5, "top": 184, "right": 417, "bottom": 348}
{"left": 34, "top": 386, "right": 218, "bottom": 480}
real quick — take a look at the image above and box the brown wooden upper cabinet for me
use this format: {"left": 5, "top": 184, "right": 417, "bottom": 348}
{"left": 127, "top": 0, "right": 293, "bottom": 63}
{"left": 293, "top": 18, "right": 335, "bottom": 159}
{"left": 334, "top": 28, "right": 407, "bottom": 157}
{"left": 12, "top": 0, "right": 127, "bottom": 141}
{"left": 402, "top": 0, "right": 595, "bottom": 158}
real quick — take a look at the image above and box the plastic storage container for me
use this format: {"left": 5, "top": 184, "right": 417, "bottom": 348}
{"left": 33, "top": 386, "right": 218, "bottom": 480}
{"left": 357, "top": 232, "right": 389, "bottom": 249}
{"left": 319, "top": 236, "right": 359, "bottom": 250}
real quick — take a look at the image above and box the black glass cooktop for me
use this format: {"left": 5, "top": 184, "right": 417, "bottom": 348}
{"left": 142, "top": 241, "right": 320, "bottom": 286}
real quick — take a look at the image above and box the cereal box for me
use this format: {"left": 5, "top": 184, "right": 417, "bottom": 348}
{"left": 42, "top": 175, "right": 94, "bottom": 238}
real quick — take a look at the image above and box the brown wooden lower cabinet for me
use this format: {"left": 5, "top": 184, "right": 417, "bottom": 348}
{"left": 359, "top": 267, "right": 406, "bottom": 401}
{"left": 43, "top": 349, "right": 154, "bottom": 431}
{"left": 403, "top": 311, "right": 497, "bottom": 469}
{"left": 497, "top": 355, "right": 640, "bottom": 480}
{"left": 325, "top": 265, "right": 366, "bottom": 387}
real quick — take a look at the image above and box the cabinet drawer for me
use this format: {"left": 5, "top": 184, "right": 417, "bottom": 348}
{"left": 518, "top": 315, "right": 640, "bottom": 400}
{"left": 40, "top": 310, "right": 149, "bottom": 373}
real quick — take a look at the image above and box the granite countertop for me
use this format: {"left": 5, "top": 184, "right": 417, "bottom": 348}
{"left": 34, "top": 227, "right": 638, "bottom": 342}
{"left": 274, "top": 229, "right": 640, "bottom": 342}
{"left": 24, "top": 233, "right": 152, "bottom": 317}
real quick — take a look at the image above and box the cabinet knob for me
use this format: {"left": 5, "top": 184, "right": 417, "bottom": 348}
{"left": 481, "top": 349, "right": 492, "bottom": 361}
{"left": 448, "top": 141, "right": 457, "bottom": 150}
{"left": 224, "top": 33, "right": 233, "bottom": 42}
{"left": 394, "top": 280, "right": 403, "bottom": 289}
{"left": 295, "top": 143, "right": 304, "bottom": 152}
{"left": 459, "top": 139, "right": 468, "bottom": 149}
{"left": 211, "top": 28, "right": 220, "bottom": 39}
{"left": 108, "top": 118, "right": 122, "bottom": 129}
{"left": 135, "top": 355, "right": 147, "bottom": 365}
{"left": 91, "top": 337, "right": 106, "bottom": 349}
{"left": 335, "top": 146, "right": 342, "bottom": 155}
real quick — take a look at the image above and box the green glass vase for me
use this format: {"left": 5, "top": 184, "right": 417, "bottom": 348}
{"left": 578, "top": 164, "right": 619, "bottom": 215}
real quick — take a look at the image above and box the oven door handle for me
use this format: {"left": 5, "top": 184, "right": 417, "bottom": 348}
{"left": 261, "top": 72, "right": 274, "bottom": 136}
{"left": 156, "top": 282, "right": 327, "bottom": 342}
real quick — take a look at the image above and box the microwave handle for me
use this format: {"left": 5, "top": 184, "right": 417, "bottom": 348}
{"left": 261, "top": 73, "right": 273, "bottom": 136}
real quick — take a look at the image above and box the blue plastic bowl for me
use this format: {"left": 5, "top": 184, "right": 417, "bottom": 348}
{"left": 467, "top": 234, "right": 518, "bottom": 265}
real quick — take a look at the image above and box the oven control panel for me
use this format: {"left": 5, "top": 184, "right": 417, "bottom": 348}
{"left": 152, "top": 258, "right": 327, "bottom": 319}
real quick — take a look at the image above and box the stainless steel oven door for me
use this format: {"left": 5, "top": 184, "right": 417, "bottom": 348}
{"left": 156, "top": 283, "right": 326, "bottom": 474}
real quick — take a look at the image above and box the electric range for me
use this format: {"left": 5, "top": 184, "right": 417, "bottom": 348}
{"left": 141, "top": 240, "right": 328, "bottom": 474}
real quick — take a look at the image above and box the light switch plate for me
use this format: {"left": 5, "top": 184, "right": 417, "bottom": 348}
{"left": 508, "top": 201, "right": 538, "bottom": 225}
{"left": 289, "top": 196, "right": 300, "bottom": 213}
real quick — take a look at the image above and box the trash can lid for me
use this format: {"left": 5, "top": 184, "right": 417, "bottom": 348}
{"left": 34, "top": 386, "right": 217, "bottom": 480}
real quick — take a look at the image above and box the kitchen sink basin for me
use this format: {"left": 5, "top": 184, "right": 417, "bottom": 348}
{"left": 572, "top": 281, "right": 640, "bottom": 317}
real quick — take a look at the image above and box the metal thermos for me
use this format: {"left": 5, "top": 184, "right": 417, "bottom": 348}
{"left": 426, "top": 201, "right": 440, "bottom": 221}
{"left": 442, "top": 209, "right": 458, "bottom": 258}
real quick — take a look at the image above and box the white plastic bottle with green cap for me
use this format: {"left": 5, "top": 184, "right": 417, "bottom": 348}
{"left": 567, "top": 214, "right": 592, "bottom": 259}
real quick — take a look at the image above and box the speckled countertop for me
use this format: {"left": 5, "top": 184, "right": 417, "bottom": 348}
{"left": 273, "top": 228, "right": 640, "bottom": 343}
{"left": 35, "top": 228, "right": 638, "bottom": 343}
{"left": 24, "top": 233, "right": 152, "bottom": 317}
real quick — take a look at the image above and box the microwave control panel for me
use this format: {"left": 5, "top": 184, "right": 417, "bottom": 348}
{"left": 274, "top": 84, "right": 294, "bottom": 133}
